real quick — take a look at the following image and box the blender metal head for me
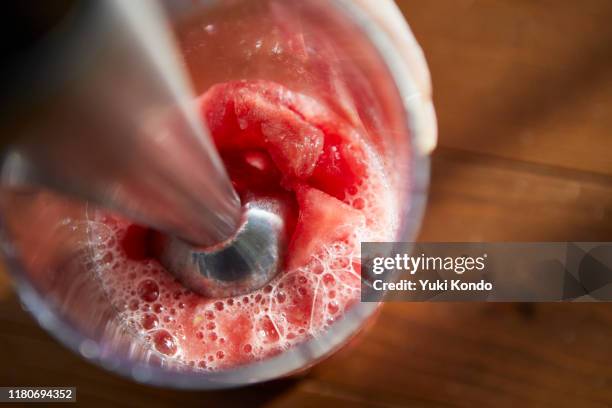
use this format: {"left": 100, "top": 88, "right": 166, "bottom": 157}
{"left": 0, "top": 0, "right": 287, "bottom": 297}
{"left": 159, "top": 195, "right": 290, "bottom": 298}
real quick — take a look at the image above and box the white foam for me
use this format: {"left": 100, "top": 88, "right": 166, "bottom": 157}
{"left": 88, "top": 135, "right": 398, "bottom": 371}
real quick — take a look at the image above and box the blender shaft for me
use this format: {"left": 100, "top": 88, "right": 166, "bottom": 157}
{"left": 1, "top": 0, "right": 241, "bottom": 246}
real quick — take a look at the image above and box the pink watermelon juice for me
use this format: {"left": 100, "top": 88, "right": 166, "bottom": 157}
{"left": 88, "top": 80, "right": 398, "bottom": 370}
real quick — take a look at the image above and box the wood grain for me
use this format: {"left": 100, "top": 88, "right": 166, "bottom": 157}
{"left": 1, "top": 0, "right": 612, "bottom": 407}
{"left": 399, "top": 0, "right": 612, "bottom": 176}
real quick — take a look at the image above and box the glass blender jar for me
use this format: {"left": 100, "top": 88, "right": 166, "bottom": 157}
{"left": 0, "top": 0, "right": 433, "bottom": 388}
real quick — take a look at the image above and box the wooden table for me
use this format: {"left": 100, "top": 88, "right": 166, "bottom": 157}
{"left": 2, "top": 0, "right": 612, "bottom": 406}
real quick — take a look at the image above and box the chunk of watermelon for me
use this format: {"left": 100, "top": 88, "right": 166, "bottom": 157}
{"left": 288, "top": 186, "right": 365, "bottom": 270}
{"left": 200, "top": 80, "right": 324, "bottom": 179}
{"left": 308, "top": 129, "right": 367, "bottom": 200}
{"left": 199, "top": 80, "right": 367, "bottom": 199}
{"left": 234, "top": 88, "right": 324, "bottom": 179}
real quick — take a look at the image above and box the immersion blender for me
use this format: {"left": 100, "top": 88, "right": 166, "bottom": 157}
{"left": 0, "top": 0, "right": 289, "bottom": 297}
